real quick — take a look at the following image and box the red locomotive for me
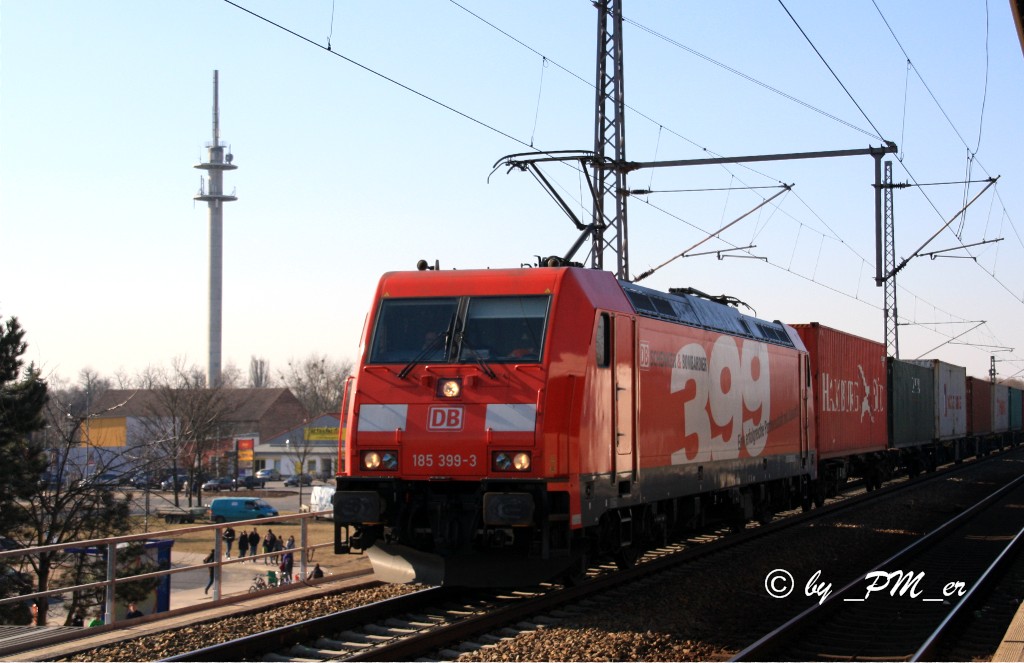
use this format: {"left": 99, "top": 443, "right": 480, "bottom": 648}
{"left": 334, "top": 266, "right": 816, "bottom": 586}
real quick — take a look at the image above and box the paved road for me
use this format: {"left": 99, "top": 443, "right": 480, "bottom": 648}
{"left": 129, "top": 480, "right": 331, "bottom": 517}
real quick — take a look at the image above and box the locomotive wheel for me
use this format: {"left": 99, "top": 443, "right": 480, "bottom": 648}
{"left": 813, "top": 483, "right": 825, "bottom": 508}
{"left": 614, "top": 544, "right": 639, "bottom": 570}
{"left": 563, "top": 552, "right": 590, "bottom": 586}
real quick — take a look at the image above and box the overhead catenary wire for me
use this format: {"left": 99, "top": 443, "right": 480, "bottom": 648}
{"left": 777, "top": 0, "right": 889, "bottom": 144}
{"left": 227, "top": 0, "right": 1021, "bottom": 367}
{"left": 223, "top": 0, "right": 532, "bottom": 150}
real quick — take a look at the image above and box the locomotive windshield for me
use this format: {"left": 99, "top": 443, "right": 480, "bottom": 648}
{"left": 368, "top": 295, "right": 549, "bottom": 364}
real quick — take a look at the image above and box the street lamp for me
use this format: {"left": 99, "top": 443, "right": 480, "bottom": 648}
{"left": 285, "top": 438, "right": 304, "bottom": 512}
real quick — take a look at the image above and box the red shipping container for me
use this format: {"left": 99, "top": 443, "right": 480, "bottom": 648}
{"left": 966, "top": 377, "right": 993, "bottom": 436}
{"left": 791, "top": 323, "right": 887, "bottom": 459}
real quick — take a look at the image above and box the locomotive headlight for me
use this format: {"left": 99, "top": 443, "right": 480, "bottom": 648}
{"left": 437, "top": 378, "right": 462, "bottom": 399}
{"left": 492, "top": 451, "right": 532, "bottom": 472}
{"left": 362, "top": 450, "right": 398, "bottom": 471}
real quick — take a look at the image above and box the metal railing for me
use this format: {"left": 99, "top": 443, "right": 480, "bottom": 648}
{"left": 0, "top": 510, "right": 334, "bottom": 626}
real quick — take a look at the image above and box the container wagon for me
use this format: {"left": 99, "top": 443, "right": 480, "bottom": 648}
{"left": 1010, "top": 387, "right": 1023, "bottom": 445}
{"left": 790, "top": 323, "right": 887, "bottom": 496}
{"left": 905, "top": 358, "right": 973, "bottom": 462}
{"left": 994, "top": 384, "right": 1010, "bottom": 435}
{"left": 887, "top": 358, "right": 936, "bottom": 474}
{"left": 966, "top": 376, "right": 995, "bottom": 455}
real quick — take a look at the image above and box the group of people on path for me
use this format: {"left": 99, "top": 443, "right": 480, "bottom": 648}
{"left": 219, "top": 526, "right": 296, "bottom": 565}
{"left": 205, "top": 526, "right": 305, "bottom": 593}
{"left": 220, "top": 525, "right": 261, "bottom": 560}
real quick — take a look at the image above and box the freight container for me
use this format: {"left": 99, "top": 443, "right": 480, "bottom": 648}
{"left": 791, "top": 323, "right": 887, "bottom": 459}
{"left": 993, "top": 384, "right": 1010, "bottom": 433}
{"left": 888, "top": 358, "right": 934, "bottom": 449}
{"left": 1010, "top": 387, "right": 1023, "bottom": 432}
{"left": 966, "top": 377, "right": 993, "bottom": 436}
{"left": 906, "top": 359, "right": 967, "bottom": 441}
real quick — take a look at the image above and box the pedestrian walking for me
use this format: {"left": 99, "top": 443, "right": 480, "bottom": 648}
{"left": 280, "top": 550, "right": 294, "bottom": 584}
{"left": 272, "top": 535, "right": 283, "bottom": 564}
{"left": 247, "top": 528, "right": 260, "bottom": 563}
{"left": 222, "top": 526, "right": 236, "bottom": 559}
{"left": 263, "top": 529, "right": 277, "bottom": 564}
{"left": 125, "top": 602, "right": 144, "bottom": 619}
{"left": 203, "top": 549, "right": 215, "bottom": 594}
{"left": 238, "top": 528, "right": 249, "bottom": 559}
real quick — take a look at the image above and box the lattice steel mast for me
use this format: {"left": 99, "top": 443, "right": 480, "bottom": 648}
{"left": 592, "top": 0, "right": 629, "bottom": 279}
{"left": 882, "top": 161, "right": 899, "bottom": 357}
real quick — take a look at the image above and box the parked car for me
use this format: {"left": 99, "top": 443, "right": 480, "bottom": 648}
{"left": 308, "top": 485, "right": 336, "bottom": 519}
{"left": 38, "top": 471, "right": 65, "bottom": 490}
{"left": 128, "top": 472, "right": 161, "bottom": 489}
{"left": 208, "top": 497, "right": 278, "bottom": 523}
{"left": 75, "top": 471, "right": 121, "bottom": 489}
{"left": 201, "top": 476, "right": 235, "bottom": 492}
{"left": 255, "top": 468, "right": 281, "bottom": 482}
{"left": 235, "top": 475, "right": 262, "bottom": 489}
{"left": 160, "top": 474, "right": 188, "bottom": 491}
{"left": 284, "top": 473, "right": 312, "bottom": 487}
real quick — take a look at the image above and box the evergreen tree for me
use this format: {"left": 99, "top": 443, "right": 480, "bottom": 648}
{"left": 0, "top": 315, "right": 49, "bottom": 623}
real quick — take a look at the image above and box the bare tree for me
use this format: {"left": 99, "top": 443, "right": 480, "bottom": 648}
{"left": 135, "top": 359, "right": 237, "bottom": 508}
{"left": 279, "top": 354, "right": 352, "bottom": 416}
{"left": 73, "top": 368, "right": 110, "bottom": 415}
{"left": 10, "top": 391, "right": 134, "bottom": 626}
{"left": 249, "top": 356, "right": 273, "bottom": 388}
{"left": 284, "top": 434, "right": 319, "bottom": 511}
{"left": 220, "top": 361, "right": 243, "bottom": 388}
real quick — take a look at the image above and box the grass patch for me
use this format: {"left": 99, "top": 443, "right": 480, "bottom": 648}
{"left": 129, "top": 515, "right": 337, "bottom": 557}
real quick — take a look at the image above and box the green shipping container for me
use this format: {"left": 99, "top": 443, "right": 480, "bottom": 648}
{"left": 888, "top": 358, "right": 935, "bottom": 449}
{"left": 1010, "top": 387, "right": 1022, "bottom": 431}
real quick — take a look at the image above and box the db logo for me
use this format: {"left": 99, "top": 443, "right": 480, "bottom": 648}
{"left": 427, "top": 406, "right": 464, "bottom": 431}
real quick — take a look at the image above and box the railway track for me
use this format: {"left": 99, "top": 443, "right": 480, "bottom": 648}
{"left": 161, "top": 453, "right": 1004, "bottom": 662}
{"left": 733, "top": 472, "right": 1024, "bottom": 661}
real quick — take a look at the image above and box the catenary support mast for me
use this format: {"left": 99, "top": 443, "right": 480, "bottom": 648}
{"left": 592, "top": 0, "right": 629, "bottom": 279}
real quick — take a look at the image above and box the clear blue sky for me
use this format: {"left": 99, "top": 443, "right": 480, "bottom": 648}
{"left": 2, "top": 1, "right": 1023, "bottom": 384}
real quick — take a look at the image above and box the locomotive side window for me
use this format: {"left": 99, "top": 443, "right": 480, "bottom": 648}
{"left": 458, "top": 296, "right": 549, "bottom": 363}
{"left": 368, "top": 298, "right": 459, "bottom": 363}
{"left": 595, "top": 312, "right": 610, "bottom": 368}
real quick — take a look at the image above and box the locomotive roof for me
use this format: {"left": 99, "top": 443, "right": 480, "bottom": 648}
{"left": 375, "top": 267, "right": 795, "bottom": 349}
{"left": 619, "top": 280, "right": 796, "bottom": 349}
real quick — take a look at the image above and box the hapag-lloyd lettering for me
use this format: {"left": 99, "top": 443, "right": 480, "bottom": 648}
{"left": 820, "top": 367, "right": 884, "bottom": 421}
{"left": 820, "top": 373, "right": 862, "bottom": 413}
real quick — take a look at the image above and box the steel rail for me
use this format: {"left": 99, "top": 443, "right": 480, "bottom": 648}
{"left": 162, "top": 451, "right": 1010, "bottom": 662}
{"left": 731, "top": 471, "right": 1024, "bottom": 661}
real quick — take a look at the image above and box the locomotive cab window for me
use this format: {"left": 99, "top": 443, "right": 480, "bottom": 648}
{"left": 368, "top": 295, "right": 549, "bottom": 364}
{"left": 368, "top": 298, "right": 459, "bottom": 363}
{"left": 457, "top": 296, "right": 549, "bottom": 363}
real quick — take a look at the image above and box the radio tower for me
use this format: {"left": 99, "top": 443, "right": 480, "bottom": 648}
{"left": 194, "top": 70, "right": 237, "bottom": 387}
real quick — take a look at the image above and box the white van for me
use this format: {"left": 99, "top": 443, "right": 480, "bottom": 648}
{"left": 308, "top": 485, "right": 336, "bottom": 520}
